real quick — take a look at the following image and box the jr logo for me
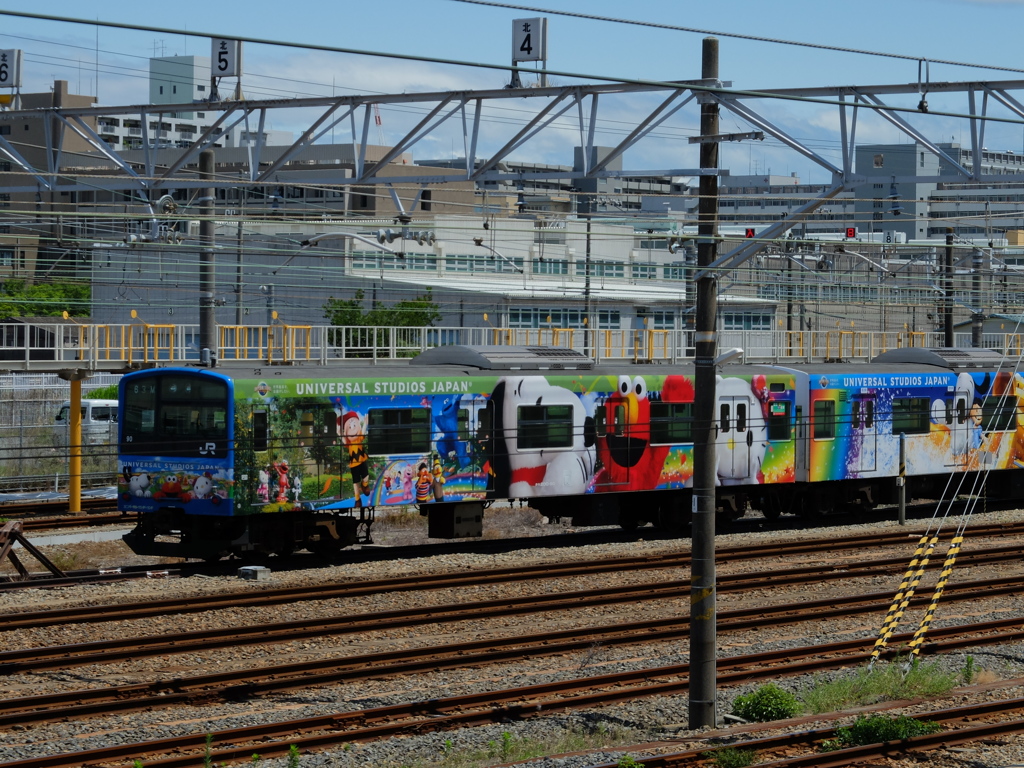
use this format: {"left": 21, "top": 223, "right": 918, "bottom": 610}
{"left": 200, "top": 442, "right": 217, "bottom": 455}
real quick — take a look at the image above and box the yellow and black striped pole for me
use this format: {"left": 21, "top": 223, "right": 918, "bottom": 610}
{"left": 868, "top": 534, "right": 938, "bottom": 668}
{"left": 905, "top": 534, "right": 963, "bottom": 665}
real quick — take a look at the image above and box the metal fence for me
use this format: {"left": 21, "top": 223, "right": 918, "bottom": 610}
{"left": 3, "top": 321, "right": 1024, "bottom": 370}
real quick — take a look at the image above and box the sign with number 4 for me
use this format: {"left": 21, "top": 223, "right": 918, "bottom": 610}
{"left": 211, "top": 39, "right": 243, "bottom": 79}
{"left": 512, "top": 18, "right": 547, "bottom": 63}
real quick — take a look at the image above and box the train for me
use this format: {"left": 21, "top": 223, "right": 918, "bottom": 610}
{"left": 117, "top": 344, "right": 1024, "bottom": 561}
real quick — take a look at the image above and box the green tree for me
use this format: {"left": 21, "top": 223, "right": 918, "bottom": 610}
{"left": 323, "top": 289, "right": 441, "bottom": 328}
{"left": 0, "top": 280, "right": 90, "bottom": 318}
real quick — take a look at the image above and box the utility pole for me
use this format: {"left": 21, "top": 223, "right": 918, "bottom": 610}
{"left": 944, "top": 228, "right": 954, "bottom": 347}
{"left": 971, "top": 248, "right": 983, "bottom": 347}
{"left": 689, "top": 36, "right": 719, "bottom": 731}
{"left": 199, "top": 150, "right": 217, "bottom": 365}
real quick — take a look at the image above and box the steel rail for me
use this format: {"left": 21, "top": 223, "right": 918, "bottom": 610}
{"left": 7, "top": 519, "right": 1024, "bottom": 624}
{"left": 2, "top": 545, "right": 1023, "bottom": 675}
{"left": 2, "top": 574, "right": 1024, "bottom": 728}
{"left": 3, "top": 622, "right": 1022, "bottom": 768}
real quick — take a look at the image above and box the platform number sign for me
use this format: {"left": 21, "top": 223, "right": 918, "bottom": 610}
{"left": 211, "top": 39, "right": 242, "bottom": 79}
{"left": 845, "top": 227, "right": 857, "bottom": 238}
{"left": 512, "top": 17, "right": 547, "bottom": 63}
{"left": 0, "top": 50, "right": 23, "bottom": 89}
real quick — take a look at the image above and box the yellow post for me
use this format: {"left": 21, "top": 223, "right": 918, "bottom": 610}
{"left": 58, "top": 370, "right": 89, "bottom": 513}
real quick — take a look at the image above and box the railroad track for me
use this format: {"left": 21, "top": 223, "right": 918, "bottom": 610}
{"left": 6, "top": 515, "right": 1024, "bottom": 597}
{"left": 2, "top": 619, "right": 1021, "bottom": 768}
{"left": 598, "top": 691, "right": 1024, "bottom": 767}
{"left": 2, "top": 572, "right": 1024, "bottom": 729}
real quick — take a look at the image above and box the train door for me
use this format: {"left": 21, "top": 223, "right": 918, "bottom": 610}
{"left": 716, "top": 382, "right": 766, "bottom": 484}
{"left": 478, "top": 399, "right": 496, "bottom": 493}
{"left": 947, "top": 385, "right": 972, "bottom": 464}
{"left": 851, "top": 394, "right": 877, "bottom": 473}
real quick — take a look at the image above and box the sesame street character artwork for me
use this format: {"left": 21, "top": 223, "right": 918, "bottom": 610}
{"left": 341, "top": 410, "right": 371, "bottom": 508}
{"left": 415, "top": 462, "right": 433, "bottom": 503}
{"left": 595, "top": 375, "right": 693, "bottom": 492}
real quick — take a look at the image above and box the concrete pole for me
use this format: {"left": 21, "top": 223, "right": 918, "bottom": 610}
{"left": 971, "top": 249, "right": 983, "bottom": 347}
{"left": 200, "top": 150, "right": 218, "bottom": 364}
{"left": 689, "top": 36, "right": 719, "bottom": 731}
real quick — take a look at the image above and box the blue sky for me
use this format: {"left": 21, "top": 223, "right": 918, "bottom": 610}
{"left": 2, "top": 0, "right": 1024, "bottom": 182}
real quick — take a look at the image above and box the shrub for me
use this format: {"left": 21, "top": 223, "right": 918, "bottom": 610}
{"left": 704, "top": 747, "right": 757, "bottom": 768}
{"left": 731, "top": 683, "right": 801, "bottom": 722}
{"left": 821, "top": 715, "right": 942, "bottom": 751}
{"left": 617, "top": 756, "right": 644, "bottom": 768}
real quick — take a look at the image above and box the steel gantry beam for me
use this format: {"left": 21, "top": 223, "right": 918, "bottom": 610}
{"left": 2, "top": 76, "right": 1024, "bottom": 218}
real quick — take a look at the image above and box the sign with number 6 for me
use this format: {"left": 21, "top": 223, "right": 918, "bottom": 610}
{"left": 0, "top": 50, "right": 23, "bottom": 89}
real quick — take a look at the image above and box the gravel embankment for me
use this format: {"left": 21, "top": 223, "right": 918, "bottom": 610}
{"left": 3, "top": 508, "right": 1024, "bottom": 767}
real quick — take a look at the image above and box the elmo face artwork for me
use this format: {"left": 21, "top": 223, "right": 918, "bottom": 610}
{"left": 597, "top": 375, "right": 692, "bottom": 491}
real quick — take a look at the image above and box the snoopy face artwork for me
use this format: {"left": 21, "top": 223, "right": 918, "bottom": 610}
{"left": 129, "top": 472, "right": 152, "bottom": 497}
{"left": 495, "top": 376, "right": 596, "bottom": 498}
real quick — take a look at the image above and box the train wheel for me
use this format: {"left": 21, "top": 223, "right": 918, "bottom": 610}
{"left": 658, "top": 496, "right": 690, "bottom": 535}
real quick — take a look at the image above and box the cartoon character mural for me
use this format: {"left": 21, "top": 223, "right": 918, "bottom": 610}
{"left": 257, "top": 469, "right": 270, "bottom": 503}
{"left": 415, "top": 462, "right": 433, "bottom": 503}
{"left": 152, "top": 473, "right": 183, "bottom": 500}
{"left": 274, "top": 460, "right": 291, "bottom": 503}
{"left": 596, "top": 375, "right": 693, "bottom": 492}
{"left": 433, "top": 394, "right": 468, "bottom": 462}
{"left": 122, "top": 469, "right": 153, "bottom": 499}
{"left": 432, "top": 458, "right": 446, "bottom": 500}
{"left": 716, "top": 376, "right": 769, "bottom": 485}
{"left": 489, "top": 376, "right": 596, "bottom": 498}
{"left": 341, "top": 410, "right": 371, "bottom": 508}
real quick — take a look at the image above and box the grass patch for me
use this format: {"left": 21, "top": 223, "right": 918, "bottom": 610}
{"left": 704, "top": 746, "right": 757, "bottom": 768}
{"left": 801, "top": 659, "right": 962, "bottom": 714}
{"left": 376, "top": 507, "right": 425, "bottom": 531}
{"left": 821, "top": 714, "right": 942, "bottom": 751}
{"left": 731, "top": 683, "right": 800, "bottom": 722}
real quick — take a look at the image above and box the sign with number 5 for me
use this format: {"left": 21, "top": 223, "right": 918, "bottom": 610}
{"left": 210, "top": 39, "right": 243, "bottom": 79}
{"left": 0, "top": 50, "right": 23, "bottom": 89}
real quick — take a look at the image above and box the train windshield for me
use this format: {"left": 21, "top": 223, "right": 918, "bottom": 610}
{"left": 121, "top": 374, "right": 230, "bottom": 457}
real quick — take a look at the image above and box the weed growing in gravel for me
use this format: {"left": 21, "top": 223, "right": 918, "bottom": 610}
{"left": 731, "top": 683, "right": 801, "bottom": 722}
{"left": 703, "top": 747, "right": 757, "bottom": 768}
{"left": 801, "top": 659, "right": 960, "bottom": 714}
{"left": 48, "top": 549, "right": 82, "bottom": 572}
{"left": 963, "top": 654, "right": 976, "bottom": 684}
{"left": 203, "top": 734, "right": 214, "bottom": 768}
{"left": 820, "top": 714, "right": 942, "bottom": 751}
{"left": 286, "top": 744, "right": 301, "bottom": 768}
{"left": 378, "top": 508, "right": 425, "bottom": 530}
{"left": 616, "top": 756, "right": 645, "bottom": 768}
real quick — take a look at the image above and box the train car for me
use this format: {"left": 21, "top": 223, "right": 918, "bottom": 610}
{"left": 117, "top": 346, "right": 797, "bottom": 560}
{"left": 117, "top": 345, "right": 1024, "bottom": 561}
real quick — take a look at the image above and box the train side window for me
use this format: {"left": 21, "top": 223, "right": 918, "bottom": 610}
{"left": 956, "top": 400, "right": 967, "bottom": 424}
{"left": 851, "top": 401, "right": 861, "bottom": 429}
{"left": 368, "top": 408, "right": 431, "bottom": 454}
{"left": 982, "top": 400, "right": 1016, "bottom": 431}
{"left": 865, "top": 400, "right": 874, "bottom": 428}
{"left": 892, "top": 397, "right": 930, "bottom": 434}
{"left": 651, "top": 402, "right": 693, "bottom": 443}
{"left": 736, "top": 403, "right": 747, "bottom": 433}
{"left": 943, "top": 400, "right": 953, "bottom": 425}
{"left": 813, "top": 399, "right": 835, "bottom": 440}
{"left": 517, "top": 404, "right": 573, "bottom": 450}
{"left": 767, "top": 401, "right": 791, "bottom": 441}
{"left": 720, "top": 403, "right": 730, "bottom": 433}
{"left": 457, "top": 407, "right": 472, "bottom": 440}
{"left": 252, "top": 410, "right": 269, "bottom": 452}
{"left": 613, "top": 404, "right": 626, "bottom": 437}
